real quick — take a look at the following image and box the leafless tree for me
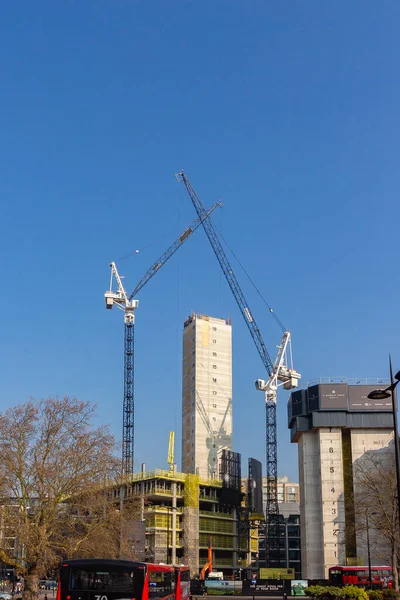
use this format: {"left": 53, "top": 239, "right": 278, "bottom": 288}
{"left": 0, "top": 397, "right": 141, "bottom": 600}
{"left": 352, "top": 447, "right": 400, "bottom": 591}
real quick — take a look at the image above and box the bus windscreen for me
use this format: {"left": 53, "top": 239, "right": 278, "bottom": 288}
{"left": 70, "top": 568, "right": 137, "bottom": 592}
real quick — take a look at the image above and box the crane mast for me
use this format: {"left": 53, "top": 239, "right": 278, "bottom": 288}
{"left": 176, "top": 171, "right": 300, "bottom": 567}
{"left": 105, "top": 202, "right": 220, "bottom": 476}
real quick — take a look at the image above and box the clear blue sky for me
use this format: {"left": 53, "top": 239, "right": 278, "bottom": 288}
{"left": 0, "top": 1, "right": 398, "bottom": 482}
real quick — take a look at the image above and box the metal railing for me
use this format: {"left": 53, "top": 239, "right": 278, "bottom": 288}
{"left": 298, "top": 377, "right": 388, "bottom": 389}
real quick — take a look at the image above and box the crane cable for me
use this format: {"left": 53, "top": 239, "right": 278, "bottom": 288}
{"left": 213, "top": 221, "right": 287, "bottom": 333}
{"left": 116, "top": 234, "right": 170, "bottom": 262}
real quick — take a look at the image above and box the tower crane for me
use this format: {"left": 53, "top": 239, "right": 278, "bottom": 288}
{"left": 175, "top": 171, "right": 301, "bottom": 566}
{"left": 195, "top": 389, "right": 232, "bottom": 478}
{"left": 105, "top": 202, "right": 220, "bottom": 476}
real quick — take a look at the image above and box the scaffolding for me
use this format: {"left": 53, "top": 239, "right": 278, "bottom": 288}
{"left": 183, "top": 474, "right": 200, "bottom": 574}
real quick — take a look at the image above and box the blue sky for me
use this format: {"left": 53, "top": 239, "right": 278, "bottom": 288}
{"left": 0, "top": 1, "right": 398, "bottom": 482}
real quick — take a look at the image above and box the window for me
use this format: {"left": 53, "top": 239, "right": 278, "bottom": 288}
{"left": 212, "top": 404, "right": 217, "bottom": 408}
{"left": 213, "top": 391, "right": 217, "bottom": 395}
{"left": 70, "top": 568, "right": 137, "bottom": 592}
{"left": 212, "top": 352, "right": 217, "bottom": 357}
{"left": 212, "top": 377, "right": 217, "bottom": 383}
{"left": 213, "top": 365, "right": 217, "bottom": 369}
{"left": 213, "top": 417, "right": 216, "bottom": 421}
{"left": 212, "top": 327, "right": 217, "bottom": 331}
{"left": 148, "top": 570, "right": 174, "bottom": 599}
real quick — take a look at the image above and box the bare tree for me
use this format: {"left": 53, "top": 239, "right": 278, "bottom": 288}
{"left": 352, "top": 447, "right": 400, "bottom": 591}
{"left": 0, "top": 397, "right": 141, "bottom": 600}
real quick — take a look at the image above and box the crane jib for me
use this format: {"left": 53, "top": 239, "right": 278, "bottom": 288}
{"left": 177, "top": 172, "right": 274, "bottom": 376}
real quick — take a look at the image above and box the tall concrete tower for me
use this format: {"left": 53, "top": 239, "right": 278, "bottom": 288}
{"left": 182, "top": 313, "right": 232, "bottom": 478}
{"left": 288, "top": 380, "right": 394, "bottom": 579}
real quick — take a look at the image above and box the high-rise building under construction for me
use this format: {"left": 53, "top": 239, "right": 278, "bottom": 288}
{"left": 182, "top": 313, "right": 232, "bottom": 478}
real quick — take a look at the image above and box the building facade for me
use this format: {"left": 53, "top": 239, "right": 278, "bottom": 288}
{"left": 182, "top": 313, "right": 232, "bottom": 479}
{"left": 257, "top": 503, "right": 301, "bottom": 578}
{"left": 288, "top": 380, "right": 394, "bottom": 579}
{"left": 252, "top": 477, "right": 301, "bottom": 576}
{"left": 262, "top": 476, "right": 300, "bottom": 513}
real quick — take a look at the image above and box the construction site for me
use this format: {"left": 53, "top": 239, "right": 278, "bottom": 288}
{"left": 104, "top": 172, "right": 396, "bottom": 582}
{"left": 105, "top": 171, "right": 302, "bottom": 578}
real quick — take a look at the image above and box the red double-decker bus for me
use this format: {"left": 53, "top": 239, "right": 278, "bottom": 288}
{"left": 57, "top": 559, "right": 190, "bottom": 600}
{"left": 329, "top": 565, "right": 393, "bottom": 588}
{"left": 174, "top": 566, "right": 190, "bottom": 600}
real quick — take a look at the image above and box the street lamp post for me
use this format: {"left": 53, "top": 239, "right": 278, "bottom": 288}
{"left": 366, "top": 512, "right": 372, "bottom": 590}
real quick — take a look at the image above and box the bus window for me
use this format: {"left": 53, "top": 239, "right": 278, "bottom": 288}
{"left": 148, "top": 571, "right": 174, "bottom": 599}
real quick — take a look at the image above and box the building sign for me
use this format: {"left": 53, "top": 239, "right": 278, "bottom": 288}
{"left": 348, "top": 385, "right": 392, "bottom": 411}
{"left": 243, "top": 580, "right": 284, "bottom": 596}
{"left": 319, "top": 384, "right": 348, "bottom": 410}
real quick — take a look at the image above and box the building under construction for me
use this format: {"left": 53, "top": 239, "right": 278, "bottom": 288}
{"left": 182, "top": 313, "right": 233, "bottom": 479}
{"left": 116, "top": 461, "right": 250, "bottom": 576}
